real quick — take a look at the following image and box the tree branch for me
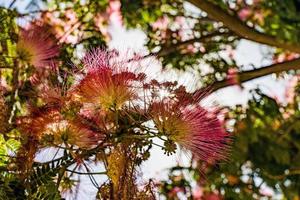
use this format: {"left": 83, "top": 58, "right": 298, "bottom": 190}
{"left": 187, "top": 0, "right": 300, "bottom": 53}
{"left": 210, "top": 58, "right": 300, "bottom": 91}
{"left": 66, "top": 169, "right": 106, "bottom": 175}
{"left": 9, "top": 0, "right": 17, "bottom": 9}
{"left": 158, "top": 32, "right": 232, "bottom": 56}
{"left": 263, "top": 168, "right": 300, "bottom": 180}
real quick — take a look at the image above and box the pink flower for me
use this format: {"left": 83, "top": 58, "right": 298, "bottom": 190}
{"left": 285, "top": 76, "right": 299, "bottom": 104}
{"left": 185, "top": 44, "right": 198, "bottom": 54}
{"left": 63, "top": 119, "right": 104, "bottom": 149}
{"left": 152, "top": 16, "right": 169, "bottom": 30}
{"left": 17, "top": 106, "right": 103, "bottom": 149}
{"left": 47, "top": 119, "right": 102, "bottom": 149}
{"left": 0, "top": 78, "right": 10, "bottom": 93}
{"left": 74, "top": 49, "right": 143, "bottom": 110}
{"left": 226, "top": 68, "right": 240, "bottom": 86}
{"left": 65, "top": 9, "right": 77, "bottom": 23}
{"left": 253, "top": 11, "right": 265, "bottom": 25}
{"left": 273, "top": 52, "right": 299, "bottom": 63}
{"left": 238, "top": 8, "right": 251, "bottom": 21}
{"left": 259, "top": 186, "right": 274, "bottom": 197}
{"left": 168, "top": 186, "right": 184, "bottom": 197}
{"left": 64, "top": 34, "right": 80, "bottom": 45}
{"left": 192, "top": 186, "right": 203, "bottom": 199}
{"left": 17, "top": 24, "right": 59, "bottom": 68}
{"left": 108, "top": 0, "right": 123, "bottom": 27}
{"left": 150, "top": 101, "right": 229, "bottom": 161}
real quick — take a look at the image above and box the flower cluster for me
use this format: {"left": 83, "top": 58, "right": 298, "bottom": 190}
{"left": 15, "top": 48, "right": 229, "bottom": 196}
{"left": 18, "top": 47, "right": 229, "bottom": 158}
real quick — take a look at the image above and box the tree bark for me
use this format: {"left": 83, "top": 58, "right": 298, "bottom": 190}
{"left": 187, "top": 0, "right": 300, "bottom": 53}
{"left": 209, "top": 58, "right": 300, "bottom": 91}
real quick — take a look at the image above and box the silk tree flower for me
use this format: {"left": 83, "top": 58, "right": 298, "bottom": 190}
{"left": 17, "top": 106, "right": 62, "bottom": 139}
{"left": 18, "top": 107, "right": 103, "bottom": 149}
{"left": 16, "top": 106, "right": 60, "bottom": 175}
{"left": 79, "top": 107, "right": 115, "bottom": 133}
{"left": 17, "top": 24, "right": 59, "bottom": 68}
{"left": 75, "top": 68, "right": 136, "bottom": 110}
{"left": 38, "top": 84, "right": 67, "bottom": 107}
{"left": 74, "top": 49, "right": 145, "bottom": 110}
{"left": 150, "top": 101, "right": 229, "bottom": 161}
{"left": 45, "top": 119, "right": 103, "bottom": 149}
{"left": 16, "top": 107, "right": 102, "bottom": 175}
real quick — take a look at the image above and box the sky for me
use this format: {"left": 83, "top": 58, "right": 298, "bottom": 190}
{"left": 0, "top": 0, "right": 290, "bottom": 199}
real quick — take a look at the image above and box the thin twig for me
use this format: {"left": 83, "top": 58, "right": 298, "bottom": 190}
{"left": 66, "top": 169, "right": 106, "bottom": 175}
{"left": 9, "top": 0, "right": 17, "bottom": 9}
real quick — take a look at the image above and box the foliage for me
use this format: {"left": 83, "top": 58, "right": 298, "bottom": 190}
{"left": 0, "top": 0, "right": 300, "bottom": 199}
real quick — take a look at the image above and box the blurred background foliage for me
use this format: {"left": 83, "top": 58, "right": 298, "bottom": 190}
{"left": 0, "top": 0, "right": 300, "bottom": 199}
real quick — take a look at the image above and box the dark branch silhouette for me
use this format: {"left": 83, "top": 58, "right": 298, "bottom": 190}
{"left": 187, "top": 0, "right": 300, "bottom": 53}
